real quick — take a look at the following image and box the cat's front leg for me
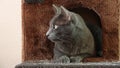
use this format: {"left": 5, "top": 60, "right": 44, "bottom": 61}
{"left": 52, "top": 55, "right": 70, "bottom": 63}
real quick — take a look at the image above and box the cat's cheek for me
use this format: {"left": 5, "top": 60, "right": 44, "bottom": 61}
{"left": 57, "top": 32, "right": 62, "bottom": 36}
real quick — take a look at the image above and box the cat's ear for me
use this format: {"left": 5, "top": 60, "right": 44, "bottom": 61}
{"left": 60, "top": 6, "right": 71, "bottom": 21}
{"left": 52, "top": 4, "right": 60, "bottom": 14}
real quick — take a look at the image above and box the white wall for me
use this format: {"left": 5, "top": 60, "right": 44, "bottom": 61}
{"left": 0, "top": 0, "right": 22, "bottom": 68}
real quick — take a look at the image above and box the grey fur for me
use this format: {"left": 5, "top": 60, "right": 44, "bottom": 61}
{"left": 46, "top": 5, "right": 94, "bottom": 63}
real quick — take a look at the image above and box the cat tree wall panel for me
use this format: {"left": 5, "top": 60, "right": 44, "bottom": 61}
{"left": 22, "top": 0, "right": 120, "bottom": 62}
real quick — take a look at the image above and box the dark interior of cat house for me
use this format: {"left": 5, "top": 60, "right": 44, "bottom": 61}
{"left": 21, "top": 0, "right": 119, "bottom": 62}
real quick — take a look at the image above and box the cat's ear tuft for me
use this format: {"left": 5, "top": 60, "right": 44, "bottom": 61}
{"left": 60, "top": 6, "right": 71, "bottom": 21}
{"left": 60, "top": 6, "right": 68, "bottom": 15}
{"left": 52, "top": 4, "right": 60, "bottom": 14}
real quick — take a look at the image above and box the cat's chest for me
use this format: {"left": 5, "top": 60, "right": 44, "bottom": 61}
{"left": 55, "top": 42, "right": 80, "bottom": 55}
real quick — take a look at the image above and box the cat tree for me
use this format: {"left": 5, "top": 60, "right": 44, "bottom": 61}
{"left": 16, "top": 0, "right": 120, "bottom": 68}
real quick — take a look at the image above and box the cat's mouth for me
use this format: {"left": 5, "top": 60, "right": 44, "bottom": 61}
{"left": 53, "top": 39, "right": 61, "bottom": 41}
{"left": 48, "top": 36, "right": 61, "bottom": 42}
{"left": 51, "top": 39, "right": 61, "bottom": 42}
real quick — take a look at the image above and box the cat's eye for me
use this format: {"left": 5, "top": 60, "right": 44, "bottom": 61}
{"left": 54, "top": 25, "right": 58, "bottom": 29}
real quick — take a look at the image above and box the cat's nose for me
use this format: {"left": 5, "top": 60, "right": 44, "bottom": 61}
{"left": 46, "top": 29, "right": 51, "bottom": 37}
{"left": 46, "top": 33, "right": 49, "bottom": 37}
{"left": 46, "top": 31, "right": 50, "bottom": 37}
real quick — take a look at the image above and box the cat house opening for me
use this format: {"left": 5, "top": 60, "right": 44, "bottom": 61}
{"left": 69, "top": 7, "right": 102, "bottom": 57}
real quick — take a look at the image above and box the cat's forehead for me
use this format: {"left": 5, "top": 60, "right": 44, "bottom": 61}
{"left": 52, "top": 14, "right": 69, "bottom": 25}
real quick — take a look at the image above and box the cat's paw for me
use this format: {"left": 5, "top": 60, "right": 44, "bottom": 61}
{"left": 70, "top": 56, "right": 83, "bottom": 63}
{"left": 53, "top": 56, "right": 70, "bottom": 63}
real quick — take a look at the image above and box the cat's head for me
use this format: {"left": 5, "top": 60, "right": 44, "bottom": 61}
{"left": 46, "top": 5, "right": 75, "bottom": 42}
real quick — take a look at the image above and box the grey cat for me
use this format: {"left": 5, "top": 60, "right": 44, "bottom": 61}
{"left": 46, "top": 5, "right": 95, "bottom": 63}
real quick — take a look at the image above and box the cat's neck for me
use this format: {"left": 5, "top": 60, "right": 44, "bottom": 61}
{"left": 55, "top": 41, "right": 74, "bottom": 54}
